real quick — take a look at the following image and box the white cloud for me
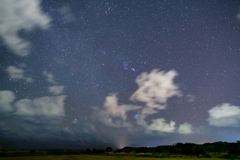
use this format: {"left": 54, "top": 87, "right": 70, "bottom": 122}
{"left": 130, "top": 69, "right": 181, "bottom": 109}
{"left": 0, "top": 90, "right": 16, "bottom": 112}
{"left": 147, "top": 118, "right": 175, "bottom": 133}
{"left": 0, "top": 0, "right": 51, "bottom": 56}
{"left": 6, "top": 66, "right": 24, "bottom": 79}
{"left": 6, "top": 65, "right": 33, "bottom": 83}
{"left": 208, "top": 103, "right": 240, "bottom": 127}
{"left": 91, "top": 69, "right": 184, "bottom": 135}
{"left": 136, "top": 110, "right": 175, "bottom": 134}
{"left": 104, "top": 94, "right": 142, "bottom": 120}
{"left": 15, "top": 95, "right": 66, "bottom": 118}
{"left": 92, "top": 94, "right": 142, "bottom": 128}
{"left": 42, "top": 71, "right": 57, "bottom": 84}
{"left": 141, "top": 107, "right": 159, "bottom": 115}
{"left": 49, "top": 86, "right": 64, "bottom": 95}
{"left": 92, "top": 107, "right": 132, "bottom": 128}
{"left": 178, "top": 122, "right": 194, "bottom": 134}
{"left": 129, "top": 69, "right": 181, "bottom": 134}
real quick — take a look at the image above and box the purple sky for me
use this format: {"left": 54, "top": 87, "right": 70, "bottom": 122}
{"left": 1, "top": 0, "right": 240, "bottom": 149}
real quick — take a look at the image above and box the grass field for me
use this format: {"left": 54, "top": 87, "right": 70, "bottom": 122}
{"left": 0, "top": 149, "right": 234, "bottom": 160}
{"left": 0, "top": 155, "right": 221, "bottom": 160}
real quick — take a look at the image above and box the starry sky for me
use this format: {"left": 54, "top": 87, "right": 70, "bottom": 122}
{"left": 1, "top": 0, "right": 240, "bottom": 149}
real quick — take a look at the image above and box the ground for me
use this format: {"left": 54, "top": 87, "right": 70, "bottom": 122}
{"left": 0, "top": 155, "right": 220, "bottom": 160}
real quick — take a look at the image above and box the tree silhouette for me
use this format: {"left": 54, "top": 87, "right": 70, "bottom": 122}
{"left": 106, "top": 147, "right": 112, "bottom": 153}
{"left": 92, "top": 148, "right": 97, "bottom": 153}
{"left": 228, "top": 143, "right": 240, "bottom": 155}
{"left": 86, "top": 148, "right": 91, "bottom": 153}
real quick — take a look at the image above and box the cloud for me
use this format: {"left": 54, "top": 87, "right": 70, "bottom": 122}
{"left": 15, "top": 95, "right": 66, "bottom": 118}
{"left": 237, "top": 9, "right": 240, "bottom": 21}
{"left": 0, "top": 122, "right": 10, "bottom": 132}
{"left": 186, "top": 94, "right": 194, "bottom": 102}
{"left": 0, "top": 0, "right": 51, "bottom": 56}
{"left": 146, "top": 118, "right": 175, "bottom": 133}
{"left": 208, "top": 103, "right": 240, "bottom": 127}
{"left": 0, "top": 90, "right": 15, "bottom": 112}
{"left": 72, "top": 119, "right": 78, "bottom": 124}
{"left": 42, "top": 71, "right": 57, "bottom": 84}
{"left": 178, "top": 122, "right": 194, "bottom": 134}
{"left": 49, "top": 86, "right": 64, "bottom": 95}
{"left": 128, "top": 69, "right": 181, "bottom": 134}
{"left": 136, "top": 109, "right": 175, "bottom": 134}
{"left": 130, "top": 69, "right": 181, "bottom": 109}
{"left": 92, "top": 94, "right": 141, "bottom": 128}
{"left": 92, "top": 69, "right": 183, "bottom": 135}
{"left": 62, "top": 127, "right": 73, "bottom": 135}
{"left": 92, "top": 107, "right": 129, "bottom": 128}
{"left": 104, "top": 94, "right": 142, "bottom": 120}
{"left": 6, "top": 65, "right": 33, "bottom": 83}
{"left": 58, "top": 6, "right": 75, "bottom": 23}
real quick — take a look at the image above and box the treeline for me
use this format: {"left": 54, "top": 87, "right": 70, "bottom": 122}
{"left": 1, "top": 141, "right": 240, "bottom": 158}
{"left": 118, "top": 143, "right": 206, "bottom": 156}
{"left": 118, "top": 141, "right": 240, "bottom": 156}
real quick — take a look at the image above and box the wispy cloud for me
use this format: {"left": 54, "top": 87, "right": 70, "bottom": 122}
{"left": 42, "top": 71, "right": 57, "bottom": 84}
{"left": 0, "top": 0, "right": 51, "bottom": 56}
{"left": 49, "top": 86, "right": 65, "bottom": 95}
{"left": 58, "top": 6, "right": 75, "bottom": 23}
{"left": 6, "top": 65, "right": 33, "bottom": 83}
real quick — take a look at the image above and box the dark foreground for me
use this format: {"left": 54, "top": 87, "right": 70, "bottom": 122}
{"left": 1, "top": 141, "right": 240, "bottom": 159}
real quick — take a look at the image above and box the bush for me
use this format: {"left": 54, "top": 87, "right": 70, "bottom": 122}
{"left": 228, "top": 143, "right": 240, "bottom": 155}
{"left": 0, "top": 150, "right": 8, "bottom": 157}
{"left": 86, "top": 148, "right": 91, "bottom": 153}
{"left": 30, "top": 150, "right": 36, "bottom": 153}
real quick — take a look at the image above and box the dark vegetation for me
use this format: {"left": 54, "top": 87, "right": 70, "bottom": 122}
{"left": 1, "top": 141, "right": 240, "bottom": 158}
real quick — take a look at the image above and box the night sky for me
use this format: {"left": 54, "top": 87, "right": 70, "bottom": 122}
{"left": 1, "top": 0, "right": 240, "bottom": 149}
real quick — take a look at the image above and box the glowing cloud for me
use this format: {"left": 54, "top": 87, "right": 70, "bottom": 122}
{"left": 130, "top": 69, "right": 181, "bottom": 109}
